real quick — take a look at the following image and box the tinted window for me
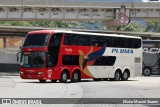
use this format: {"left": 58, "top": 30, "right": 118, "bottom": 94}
{"left": 99, "top": 36, "right": 111, "bottom": 47}
{"left": 62, "top": 55, "right": 79, "bottom": 65}
{"left": 111, "top": 37, "right": 141, "bottom": 49}
{"left": 133, "top": 39, "right": 141, "bottom": 48}
{"left": 111, "top": 37, "right": 121, "bottom": 47}
{"left": 64, "top": 34, "right": 89, "bottom": 46}
{"left": 64, "top": 33, "right": 141, "bottom": 49}
{"left": 93, "top": 56, "right": 116, "bottom": 66}
{"left": 77, "top": 35, "right": 89, "bottom": 46}
{"left": 24, "top": 34, "right": 49, "bottom": 47}
{"left": 90, "top": 36, "right": 99, "bottom": 46}
{"left": 64, "top": 34, "right": 76, "bottom": 45}
{"left": 64, "top": 33, "right": 110, "bottom": 47}
{"left": 120, "top": 38, "right": 128, "bottom": 48}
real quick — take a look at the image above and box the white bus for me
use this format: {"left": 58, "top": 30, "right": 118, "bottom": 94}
{"left": 19, "top": 30, "right": 142, "bottom": 82}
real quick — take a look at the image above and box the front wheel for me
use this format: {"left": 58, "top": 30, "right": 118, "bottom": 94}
{"left": 59, "top": 71, "right": 68, "bottom": 83}
{"left": 113, "top": 71, "right": 121, "bottom": 81}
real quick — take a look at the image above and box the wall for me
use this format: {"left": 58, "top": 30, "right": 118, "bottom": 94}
{"left": 0, "top": 36, "right": 24, "bottom": 72}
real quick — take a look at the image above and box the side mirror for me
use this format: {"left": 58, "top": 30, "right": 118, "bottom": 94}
{"left": 19, "top": 46, "right": 22, "bottom": 50}
{"left": 16, "top": 52, "right": 21, "bottom": 62}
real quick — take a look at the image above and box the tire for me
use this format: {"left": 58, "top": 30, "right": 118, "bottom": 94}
{"left": 39, "top": 80, "right": 46, "bottom": 83}
{"left": 71, "top": 71, "right": 81, "bottom": 82}
{"left": 59, "top": 71, "right": 68, "bottom": 83}
{"left": 122, "top": 71, "right": 129, "bottom": 81}
{"left": 143, "top": 67, "right": 151, "bottom": 76}
{"left": 113, "top": 71, "right": 121, "bottom": 81}
{"left": 51, "top": 80, "right": 57, "bottom": 83}
{"left": 93, "top": 78, "right": 102, "bottom": 81}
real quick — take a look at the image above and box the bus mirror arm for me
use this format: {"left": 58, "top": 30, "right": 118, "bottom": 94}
{"left": 17, "top": 52, "right": 21, "bottom": 62}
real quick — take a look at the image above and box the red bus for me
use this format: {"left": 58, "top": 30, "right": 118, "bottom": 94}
{"left": 18, "top": 30, "right": 142, "bottom": 83}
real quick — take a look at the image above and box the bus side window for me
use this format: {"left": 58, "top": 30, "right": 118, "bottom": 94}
{"left": 112, "top": 37, "right": 121, "bottom": 48}
{"left": 119, "top": 38, "right": 128, "bottom": 48}
{"left": 133, "top": 39, "right": 141, "bottom": 48}
{"left": 89, "top": 36, "right": 99, "bottom": 46}
{"left": 99, "top": 36, "right": 111, "bottom": 47}
{"left": 76, "top": 35, "right": 88, "bottom": 46}
{"left": 128, "top": 39, "right": 133, "bottom": 48}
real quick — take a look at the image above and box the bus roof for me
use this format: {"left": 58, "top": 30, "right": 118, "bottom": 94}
{"left": 29, "top": 30, "right": 142, "bottom": 39}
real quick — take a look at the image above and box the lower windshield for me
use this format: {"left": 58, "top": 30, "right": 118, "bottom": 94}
{"left": 21, "top": 52, "right": 45, "bottom": 68}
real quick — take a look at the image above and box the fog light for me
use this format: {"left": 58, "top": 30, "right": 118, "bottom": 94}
{"left": 37, "top": 72, "right": 44, "bottom": 75}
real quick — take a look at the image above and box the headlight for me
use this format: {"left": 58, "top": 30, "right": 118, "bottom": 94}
{"left": 20, "top": 72, "right": 24, "bottom": 74}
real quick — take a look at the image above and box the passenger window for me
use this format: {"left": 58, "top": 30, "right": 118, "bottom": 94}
{"left": 133, "top": 39, "right": 141, "bottom": 48}
{"left": 62, "top": 55, "right": 79, "bottom": 65}
{"left": 111, "top": 37, "right": 121, "bottom": 48}
{"left": 99, "top": 36, "right": 111, "bottom": 47}
{"left": 89, "top": 36, "right": 99, "bottom": 46}
{"left": 119, "top": 38, "right": 128, "bottom": 48}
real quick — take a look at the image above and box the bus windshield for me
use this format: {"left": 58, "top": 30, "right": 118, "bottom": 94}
{"left": 23, "top": 34, "right": 49, "bottom": 47}
{"left": 21, "top": 52, "right": 45, "bottom": 68}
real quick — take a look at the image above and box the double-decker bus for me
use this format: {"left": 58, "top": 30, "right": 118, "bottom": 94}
{"left": 18, "top": 30, "right": 142, "bottom": 83}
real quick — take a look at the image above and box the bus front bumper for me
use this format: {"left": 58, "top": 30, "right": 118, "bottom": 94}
{"left": 20, "top": 71, "right": 47, "bottom": 80}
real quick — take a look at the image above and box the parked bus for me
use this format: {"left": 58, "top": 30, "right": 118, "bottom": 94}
{"left": 143, "top": 40, "right": 160, "bottom": 76}
{"left": 18, "top": 30, "right": 142, "bottom": 83}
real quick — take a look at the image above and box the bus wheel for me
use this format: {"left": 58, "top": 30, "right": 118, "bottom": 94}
{"left": 122, "top": 71, "right": 129, "bottom": 81}
{"left": 113, "top": 71, "right": 121, "bottom": 81}
{"left": 51, "top": 80, "right": 57, "bottom": 83}
{"left": 39, "top": 80, "right": 46, "bottom": 83}
{"left": 71, "top": 71, "right": 80, "bottom": 82}
{"left": 143, "top": 67, "right": 151, "bottom": 76}
{"left": 60, "top": 71, "right": 68, "bottom": 83}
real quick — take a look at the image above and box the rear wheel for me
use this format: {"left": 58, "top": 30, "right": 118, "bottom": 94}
{"left": 39, "top": 80, "right": 46, "bottom": 83}
{"left": 122, "top": 71, "right": 129, "bottom": 81}
{"left": 71, "top": 71, "right": 81, "bottom": 82}
{"left": 59, "top": 71, "right": 68, "bottom": 83}
{"left": 143, "top": 67, "right": 151, "bottom": 76}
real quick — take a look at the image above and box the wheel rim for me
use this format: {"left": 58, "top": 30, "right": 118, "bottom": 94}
{"left": 74, "top": 73, "right": 78, "bottom": 80}
{"left": 123, "top": 72, "right": 128, "bottom": 79}
{"left": 115, "top": 72, "right": 120, "bottom": 80}
{"left": 62, "top": 73, "right": 67, "bottom": 81}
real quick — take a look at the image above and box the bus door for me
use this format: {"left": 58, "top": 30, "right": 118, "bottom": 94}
{"left": 46, "top": 33, "right": 62, "bottom": 79}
